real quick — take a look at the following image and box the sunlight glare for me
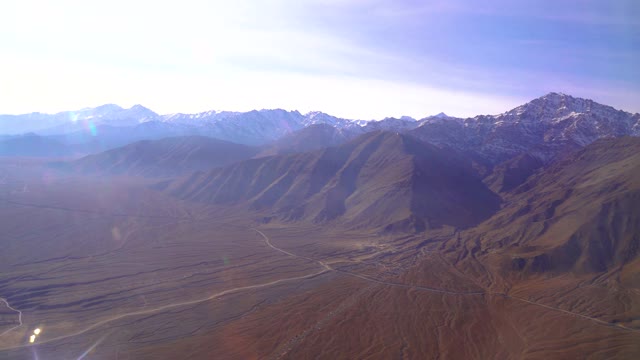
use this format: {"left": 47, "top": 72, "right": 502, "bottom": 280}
{"left": 76, "top": 332, "right": 110, "bottom": 360}
{"left": 87, "top": 121, "right": 98, "bottom": 136}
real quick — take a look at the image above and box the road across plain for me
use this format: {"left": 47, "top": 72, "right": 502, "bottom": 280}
{"left": 1, "top": 226, "right": 636, "bottom": 352}
{"left": 253, "top": 229, "right": 640, "bottom": 334}
{"left": 0, "top": 298, "right": 22, "bottom": 337}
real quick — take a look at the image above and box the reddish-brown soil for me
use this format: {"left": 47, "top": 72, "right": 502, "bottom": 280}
{"left": 0, "top": 142, "right": 639, "bottom": 359}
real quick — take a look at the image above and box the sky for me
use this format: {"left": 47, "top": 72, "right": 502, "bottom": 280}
{"left": 0, "top": 0, "right": 638, "bottom": 119}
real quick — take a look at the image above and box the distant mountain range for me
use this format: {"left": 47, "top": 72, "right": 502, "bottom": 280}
{"left": 0, "top": 105, "right": 415, "bottom": 146}
{"left": 0, "top": 104, "right": 158, "bottom": 135}
{"left": 1, "top": 93, "right": 638, "bottom": 163}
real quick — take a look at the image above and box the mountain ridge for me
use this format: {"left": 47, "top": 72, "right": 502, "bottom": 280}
{"left": 164, "top": 131, "right": 501, "bottom": 232}
{"left": 64, "top": 136, "right": 258, "bottom": 177}
{"left": 459, "top": 136, "right": 640, "bottom": 278}
{"left": 1, "top": 93, "right": 638, "bottom": 162}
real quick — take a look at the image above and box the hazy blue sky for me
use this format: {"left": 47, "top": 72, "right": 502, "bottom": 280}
{"left": 1, "top": 0, "right": 638, "bottom": 118}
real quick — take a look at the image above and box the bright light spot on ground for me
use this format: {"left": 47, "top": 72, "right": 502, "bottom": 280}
{"left": 29, "top": 335, "right": 36, "bottom": 343}
{"left": 34, "top": 328, "right": 41, "bottom": 335}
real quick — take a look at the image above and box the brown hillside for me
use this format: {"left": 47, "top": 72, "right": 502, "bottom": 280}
{"left": 257, "top": 123, "right": 354, "bottom": 157}
{"left": 167, "top": 131, "right": 501, "bottom": 231}
{"left": 66, "top": 136, "right": 258, "bottom": 177}
{"left": 464, "top": 136, "right": 640, "bottom": 278}
{"left": 483, "top": 153, "right": 544, "bottom": 193}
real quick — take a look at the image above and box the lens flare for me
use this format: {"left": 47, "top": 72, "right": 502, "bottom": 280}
{"left": 88, "top": 121, "right": 98, "bottom": 136}
{"left": 76, "top": 332, "right": 110, "bottom": 360}
{"left": 29, "top": 335, "right": 35, "bottom": 343}
{"left": 33, "top": 328, "right": 41, "bottom": 335}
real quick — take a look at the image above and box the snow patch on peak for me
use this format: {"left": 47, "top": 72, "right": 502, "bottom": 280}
{"left": 305, "top": 111, "right": 323, "bottom": 118}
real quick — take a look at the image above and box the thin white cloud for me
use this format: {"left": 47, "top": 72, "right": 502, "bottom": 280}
{"left": 0, "top": 0, "right": 638, "bottom": 117}
{"left": 0, "top": 52, "right": 525, "bottom": 118}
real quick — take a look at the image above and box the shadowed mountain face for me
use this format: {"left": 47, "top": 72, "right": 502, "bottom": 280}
{"left": 257, "top": 123, "right": 356, "bottom": 157}
{"left": 465, "top": 136, "right": 640, "bottom": 277}
{"left": 166, "top": 131, "right": 501, "bottom": 231}
{"left": 66, "top": 136, "right": 258, "bottom": 177}
{"left": 483, "top": 153, "right": 544, "bottom": 193}
{"left": 0, "top": 134, "right": 72, "bottom": 157}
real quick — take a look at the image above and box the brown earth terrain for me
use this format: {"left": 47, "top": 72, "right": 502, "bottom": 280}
{"left": 62, "top": 136, "right": 259, "bottom": 177}
{"left": 0, "top": 136, "right": 639, "bottom": 359}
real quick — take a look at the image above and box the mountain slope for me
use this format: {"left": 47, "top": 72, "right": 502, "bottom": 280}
{"left": 361, "top": 117, "right": 419, "bottom": 133}
{"left": 464, "top": 136, "right": 640, "bottom": 278}
{"left": 258, "top": 123, "right": 356, "bottom": 157}
{"left": 0, "top": 134, "right": 73, "bottom": 157}
{"left": 483, "top": 153, "right": 544, "bottom": 193}
{"left": 0, "top": 104, "right": 159, "bottom": 135}
{"left": 412, "top": 92, "right": 640, "bottom": 164}
{"left": 67, "top": 136, "right": 258, "bottom": 177}
{"left": 166, "top": 131, "right": 501, "bottom": 231}
{"left": 161, "top": 109, "right": 307, "bottom": 145}
{"left": 2, "top": 93, "right": 638, "bottom": 159}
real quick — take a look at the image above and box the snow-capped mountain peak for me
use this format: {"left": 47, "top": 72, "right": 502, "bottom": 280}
{"left": 1, "top": 93, "right": 638, "bottom": 158}
{"left": 412, "top": 92, "right": 640, "bottom": 162}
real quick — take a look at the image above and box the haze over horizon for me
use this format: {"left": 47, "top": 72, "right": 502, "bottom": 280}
{"left": 1, "top": 0, "right": 639, "bottom": 119}
{"left": 1, "top": 91, "right": 638, "bottom": 123}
